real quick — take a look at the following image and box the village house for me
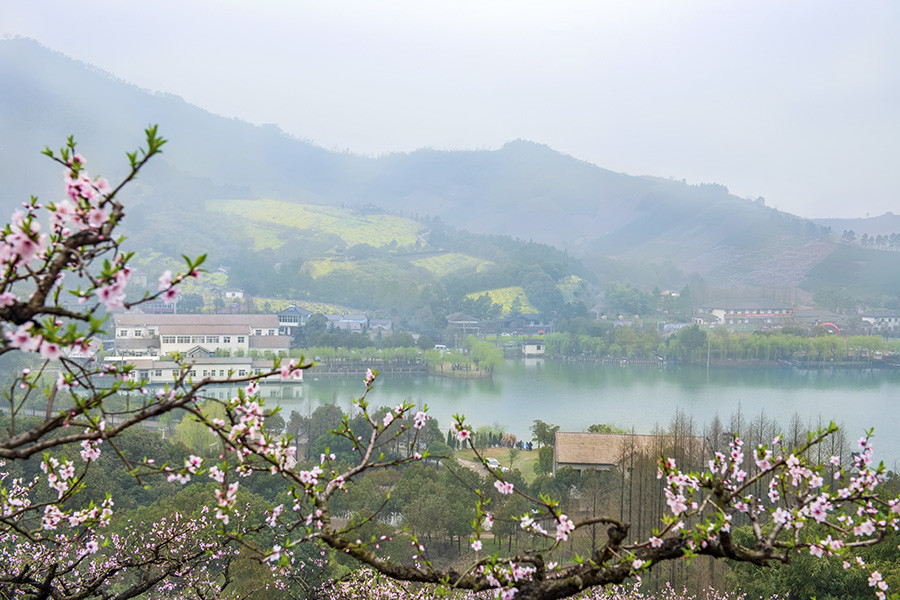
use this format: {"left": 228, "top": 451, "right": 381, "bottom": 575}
{"left": 522, "top": 338, "right": 545, "bottom": 357}
{"left": 860, "top": 310, "right": 900, "bottom": 333}
{"left": 368, "top": 319, "right": 393, "bottom": 333}
{"left": 277, "top": 305, "right": 312, "bottom": 336}
{"left": 553, "top": 431, "right": 706, "bottom": 475}
{"left": 337, "top": 314, "right": 368, "bottom": 331}
{"left": 324, "top": 314, "right": 369, "bottom": 332}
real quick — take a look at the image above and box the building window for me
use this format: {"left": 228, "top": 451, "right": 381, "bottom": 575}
{"left": 255, "top": 329, "right": 262, "bottom": 336}
{"left": 268, "top": 329, "right": 275, "bottom": 335}
{"left": 162, "top": 336, "right": 176, "bottom": 344}
{"left": 237, "top": 336, "right": 245, "bottom": 343}
{"left": 238, "top": 370, "right": 246, "bottom": 376}
{"left": 192, "top": 336, "right": 204, "bottom": 343}
{"left": 223, "top": 336, "right": 231, "bottom": 343}
{"left": 154, "top": 369, "right": 162, "bottom": 377}
{"left": 206, "top": 336, "right": 219, "bottom": 343}
{"left": 118, "top": 330, "right": 127, "bottom": 337}
{"left": 177, "top": 336, "right": 190, "bottom": 344}
{"left": 134, "top": 330, "right": 142, "bottom": 337}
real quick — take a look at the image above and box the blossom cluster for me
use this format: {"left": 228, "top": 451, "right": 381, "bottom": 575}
{"left": 657, "top": 428, "right": 899, "bottom": 599}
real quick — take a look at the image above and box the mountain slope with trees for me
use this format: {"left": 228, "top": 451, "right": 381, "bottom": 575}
{"left": 3, "top": 36, "right": 900, "bottom": 299}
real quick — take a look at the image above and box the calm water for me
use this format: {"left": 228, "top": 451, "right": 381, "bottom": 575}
{"left": 275, "top": 360, "right": 900, "bottom": 465}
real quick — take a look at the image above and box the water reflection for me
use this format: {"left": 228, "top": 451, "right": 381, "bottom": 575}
{"left": 276, "top": 361, "right": 900, "bottom": 464}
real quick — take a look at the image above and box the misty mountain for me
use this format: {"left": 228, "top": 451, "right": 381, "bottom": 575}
{"left": 813, "top": 213, "right": 900, "bottom": 238}
{"left": 2, "top": 37, "right": 896, "bottom": 295}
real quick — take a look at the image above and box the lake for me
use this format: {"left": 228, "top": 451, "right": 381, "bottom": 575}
{"left": 275, "top": 360, "right": 900, "bottom": 466}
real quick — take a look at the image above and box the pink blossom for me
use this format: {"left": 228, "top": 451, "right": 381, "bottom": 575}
{"left": 79, "top": 439, "right": 102, "bottom": 462}
{"left": 208, "top": 465, "right": 225, "bottom": 483}
{"left": 266, "top": 545, "right": 283, "bottom": 563}
{"left": 649, "top": 536, "right": 663, "bottom": 548}
{"left": 555, "top": 514, "right": 575, "bottom": 541}
{"left": 186, "top": 455, "right": 203, "bottom": 473}
{"left": 413, "top": 411, "right": 428, "bottom": 429}
{"left": 266, "top": 504, "right": 284, "bottom": 527}
{"left": 280, "top": 359, "right": 302, "bottom": 379}
{"left": 50, "top": 200, "right": 76, "bottom": 229}
{"left": 39, "top": 340, "right": 62, "bottom": 361}
{"left": 471, "top": 539, "right": 482, "bottom": 551}
{"left": 86, "top": 207, "right": 109, "bottom": 229}
{"left": 773, "top": 507, "right": 791, "bottom": 525}
{"left": 364, "top": 368, "right": 376, "bottom": 386}
{"left": 96, "top": 282, "right": 126, "bottom": 310}
{"left": 854, "top": 520, "right": 876, "bottom": 536}
{"left": 6, "top": 322, "right": 42, "bottom": 352}
{"left": 494, "top": 480, "right": 514, "bottom": 495}
{"left": 158, "top": 270, "right": 173, "bottom": 291}
{"left": 94, "top": 177, "right": 110, "bottom": 194}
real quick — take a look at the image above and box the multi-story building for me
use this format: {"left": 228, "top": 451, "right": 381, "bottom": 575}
{"left": 112, "top": 313, "right": 290, "bottom": 357}
{"left": 111, "top": 355, "right": 299, "bottom": 387}
{"left": 693, "top": 298, "right": 793, "bottom": 330}
{"left": 108, "top": 313, "right": 298, "bottom": 387}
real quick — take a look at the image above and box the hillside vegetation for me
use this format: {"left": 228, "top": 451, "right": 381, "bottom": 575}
{"left": 6, "top": 37, "right": 900, "bottom": 311}
{"left": 208, "top": 199, "right": 423, "bottom": 250}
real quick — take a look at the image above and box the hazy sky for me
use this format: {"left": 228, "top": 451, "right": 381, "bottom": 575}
{"left": 2, "top": 1, "right": 898, "bottom": 218}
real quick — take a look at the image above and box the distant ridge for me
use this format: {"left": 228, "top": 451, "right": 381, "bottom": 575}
{"left": 6, "top": 36, "right": 900, "bottom": 294}
{"left": 813, "top": 213, "right": 900, "bottom": 237}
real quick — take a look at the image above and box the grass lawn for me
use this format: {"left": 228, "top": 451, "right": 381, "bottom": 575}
{"left": 456, "top": 446, "right": 540, "bottom": 484}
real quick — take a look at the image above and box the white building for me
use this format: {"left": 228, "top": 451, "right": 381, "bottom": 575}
{"left": 693, "top": 298, "right": 793, "bottom": 329}
{"left": 112, "top": 314, "right": 289, "bottom": 357}
{"left": 860, "top": 310, "right": 900, "bottom": 332}
{"left": 110, "top": 355, "right": 300, "bottom": 385}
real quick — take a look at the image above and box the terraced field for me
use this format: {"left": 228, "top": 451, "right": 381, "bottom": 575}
{"left": 411, "top": 253, "right": 493, "bottom": 276}
{"left": 467, "top": 286, "right": 538, "bottom": 314}
{"left": 301, "top": 258, "right": 361, "bottom": 279}
{"left": 207, "top": 199, "right": 422, "bottom": 249}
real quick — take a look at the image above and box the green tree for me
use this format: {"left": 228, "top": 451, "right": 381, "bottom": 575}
{"left": 535, "top": 445, "right": 554, "bottom": 475}
{"left": 530, "top": 419, "right": 559, "bottom": 448}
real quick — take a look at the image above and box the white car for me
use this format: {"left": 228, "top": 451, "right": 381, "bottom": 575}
{"left": 485, "top": 458, "right": 509, "bottom": 472}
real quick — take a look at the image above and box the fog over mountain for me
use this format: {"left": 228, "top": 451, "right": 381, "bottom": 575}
{"left": 3, "top": 38, "right": 898, "bottom": 293}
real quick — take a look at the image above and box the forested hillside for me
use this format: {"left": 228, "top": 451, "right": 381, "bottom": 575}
{"left": 4, "top": 37, "right": 900, "bottom": 305}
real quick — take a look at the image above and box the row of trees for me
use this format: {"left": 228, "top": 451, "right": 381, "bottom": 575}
{"left": 533, "top": 326, "right": 899, "bottom": 364}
